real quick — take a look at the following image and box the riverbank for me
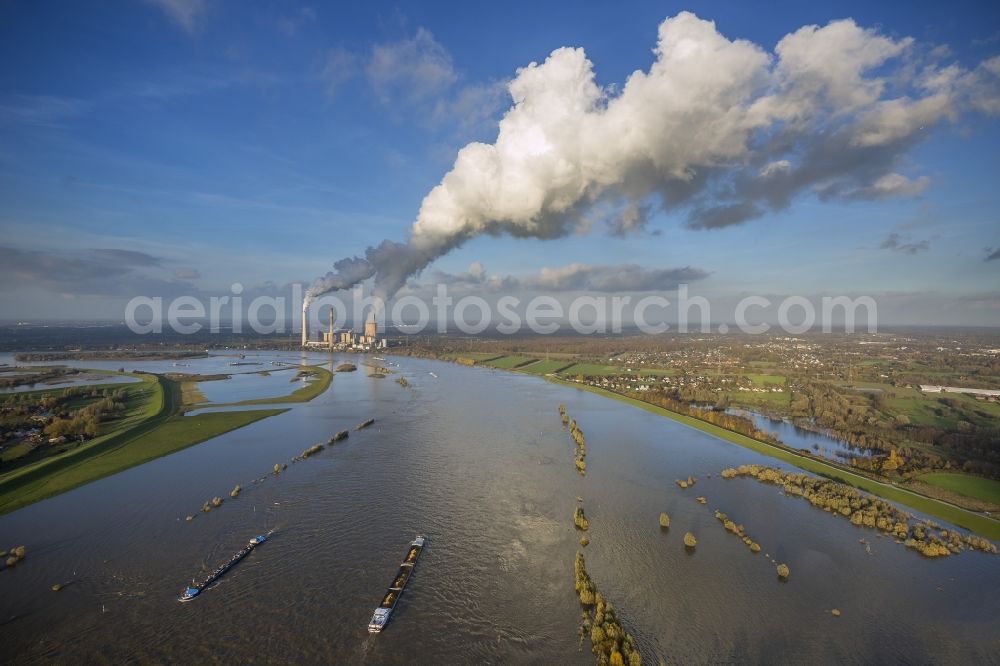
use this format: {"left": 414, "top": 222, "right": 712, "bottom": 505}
{"left": 0, "top": 373, "right": 288, "bottom": 514}
{"left": 544, "top": 376, "right": 1000, "bottom": 541}
{"left": 212, "top": 365, "right": 333, "bottom": 406}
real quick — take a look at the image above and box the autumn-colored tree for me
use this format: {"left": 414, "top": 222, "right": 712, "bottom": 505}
{"left": 882, "top": 448, "right": 902, "bottom": 473}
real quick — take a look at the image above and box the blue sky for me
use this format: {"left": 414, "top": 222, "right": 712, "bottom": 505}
{"left": 1, "top": 0, "right": 999, "bottom": 324}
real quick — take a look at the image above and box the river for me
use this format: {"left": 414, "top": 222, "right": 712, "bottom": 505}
{"left": 0, "top": 352, "right": 997, "bottom": 663}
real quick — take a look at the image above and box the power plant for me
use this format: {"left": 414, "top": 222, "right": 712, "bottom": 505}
{"left": 301, "top": 306, "right": 385, "bottom": 351}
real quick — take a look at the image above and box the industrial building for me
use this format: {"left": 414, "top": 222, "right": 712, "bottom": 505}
{"left": 302, "top": 308, "right": 386, "bottom": 351}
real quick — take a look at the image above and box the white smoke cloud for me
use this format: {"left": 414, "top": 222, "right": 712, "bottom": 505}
{"left": 307, "top": 12, "right": 1000, "bottom": 303}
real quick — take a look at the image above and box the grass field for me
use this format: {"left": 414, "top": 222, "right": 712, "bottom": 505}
{"left": 518, "top": 359, "right": 576, "bottom": 375}
{"left": 221, "top": 365, "right": 332, "bottom": 406}
{"left": 557, "top": 362, "right": 621, "bottom": 376}
{"left": 884, "top": 394, "right": 956, "bottom": 428}
{"left": 558, "top": 362, "right": 676, "bottom": 377}
{"left": 482, "top": 355, "right": 538, "bottom": 369}
{"left": 747, "top": 373, "right": 786, "bottom": 386}
{"left": 951, "top": 392, "right": 1000, "bottom": 421}
{"left": 727, "top": 390, "right": 792, "bottom": 409}
{"left": 0, "top": 374, "right": 289, "bottom": 514}
{"left": 545, "top": 377, "right": 1000, "bottom": 541}
{"left": 180, "top": 380, "right": 207, "bottom": 405}
{"left": 917, "top": 473, "right": 1000, "bottom": 506}
{"left": 454, "top": 352, "right": 506, "bottom": 361}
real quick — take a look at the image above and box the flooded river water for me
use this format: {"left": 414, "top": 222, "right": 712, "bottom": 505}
{"left": 0, "top": 352, "right": 997, "bottom": 663}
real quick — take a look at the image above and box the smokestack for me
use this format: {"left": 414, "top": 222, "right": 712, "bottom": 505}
{"left": 328, "top": 308, "right": 334, "bottom": 350}
{"left": 301, "top": 301, "right": 308, "bottom": 347}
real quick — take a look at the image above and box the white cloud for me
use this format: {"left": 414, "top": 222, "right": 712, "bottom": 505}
{"left": 851, "top": 93, "right": 956, "bottom": 147}
{"left": 867, "top": 173, "right": 930, "bottom": 198}
{"left": 321, "top": 28, "right": 509, "bottom": 138}
{"left": 144, "top": 0, "right": 207, "bottom": 33}
{"left": 524, "top": 263, "right": 709, "bottom": 292}
{"left": 0, "top": 94, "right": 91, "bottom": 128}
{"left": 322, "top": 47, "right": 358, "bottom": 99}
{"left": 773, "top": 19, "right": 912, "bottom": 114}
{"left": 365, "top": 28, "right": 457, "bottom": 105}
{"left": 759, "top": 160, "right": 790, "bottom": 177}
{"left": 965, "top": 55, "right": 1000, "bottom": 115}
{"left": 278, "top": 7, "right": 316, "bottom": 37}
{"left": 431, "top": 79, "right": 509, "bottom": 136}
{"left": 425, "top": 262, "right": 709, "bottom": 293}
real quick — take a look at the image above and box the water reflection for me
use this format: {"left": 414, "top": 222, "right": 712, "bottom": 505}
{"left": 728, "top": 408, "right": 872, "bottom": 460}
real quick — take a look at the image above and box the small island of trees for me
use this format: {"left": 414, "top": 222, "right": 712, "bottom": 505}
{"left": 574, "top": 506, "right": 590, "bottom": 531}
{"left": 683, "top": 532, "right": 697, "bottom": 548}
{"left": 675, "top": 476, "right": 696, "bottom": 489}
{"left": 659, "top": 512, "right": 670, "bottom": 528}
{"left": 300, "top": 443, "right": 324, "bottom": 458}
{"left": 4, "top": 545, "right": 27, "bottom": 568}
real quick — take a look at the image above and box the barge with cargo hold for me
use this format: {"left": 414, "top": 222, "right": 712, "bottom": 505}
{"left": 179, "top": 533, "right": 268, "bottom": 602}
{"left": 368, "top": 536, "right": 426, "bottom": 632}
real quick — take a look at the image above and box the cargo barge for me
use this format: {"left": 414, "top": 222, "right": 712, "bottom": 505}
{"left": 368, "top": 536, "right": 425, "bottom": 632}
{"left": 178, "top": 533, "right": 268, "bottom": 602}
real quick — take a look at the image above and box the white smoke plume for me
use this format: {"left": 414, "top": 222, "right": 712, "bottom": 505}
{"left": 306, "top": 12, "right": 1000, "bottom": 303}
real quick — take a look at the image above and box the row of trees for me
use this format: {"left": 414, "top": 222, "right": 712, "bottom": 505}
{"left": 559, "top": 405, "right": 587, "bottom": 475}
{"left": 0, "top": 367, "right": 81, "bottom": 389}
{"left": 574, "top": 553, "right": 642, "bottom": 666}
{"left": 721, "top": 465, "right": 997, "bottom": 556}
{"left": 622, "top": 389, "right": 781, "bottom": 445}
{"left": 713, "top": 509, "right": 762, "bottom": 554}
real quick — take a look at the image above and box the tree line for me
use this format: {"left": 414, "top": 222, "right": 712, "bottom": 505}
{"left": 721, "top": 464, "right": 997, "bottom": 557}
